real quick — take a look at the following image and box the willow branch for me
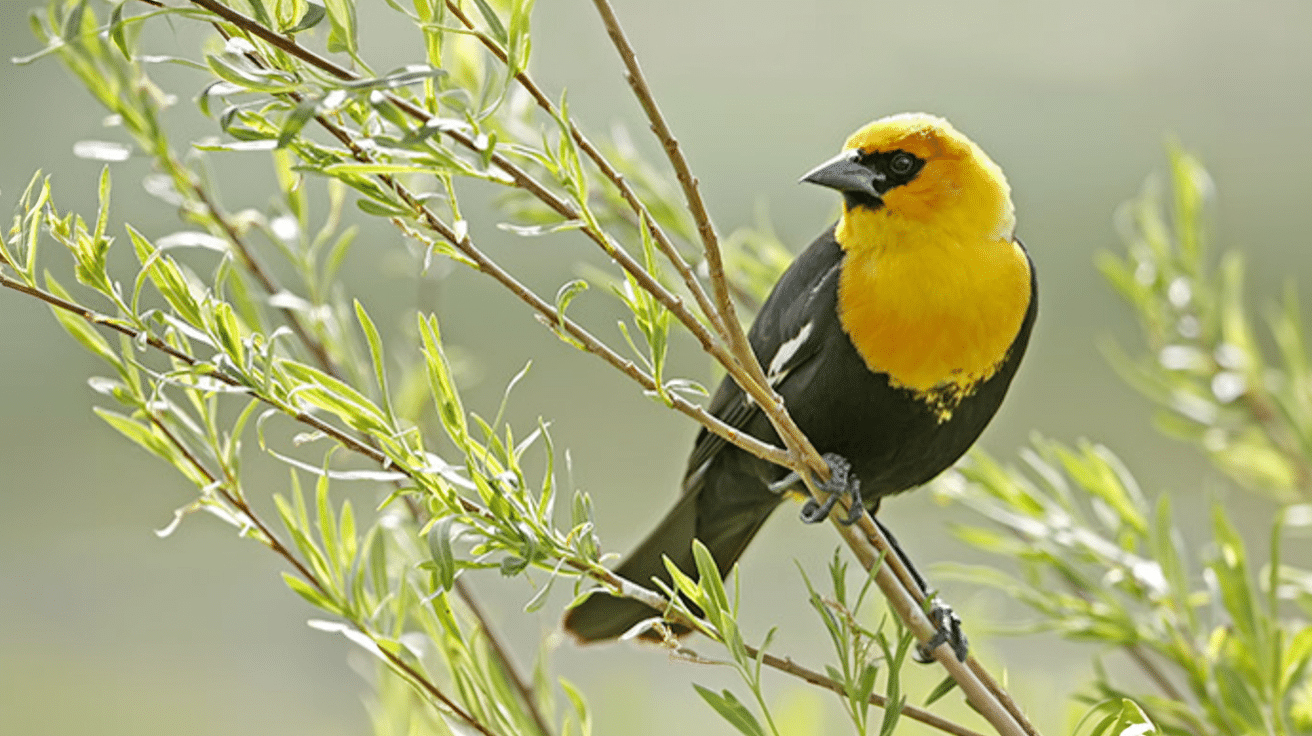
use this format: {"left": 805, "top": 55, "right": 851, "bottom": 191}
{"left": 186, "top": 179, "right": 338, "bottom": 377}
{"left": 299, "top": 108, "right": 792, "bottom": 468}
{"left": 148, "top": 416, "right": 504, "bottom": 736}
{"left": 2, "top": 267, "right": 971, "bottom": 736}
{"left": 585, "top": 0, "right": 765, "bottom": 387}
{"left": 576, "top": 559, "right": 984, "bottom": 736}
{"left": 742, "top": 645, "right": 987, "bottom": 736}
{"left": 149, "top": 415, "right": 329, "bottom": 595}
{"left": 184, "top": 0, "right": 805, "bottom": 469}
{"left": 442, "top": 0, "right": 724, "bottom": 339}
{"left": 454, "top": 579, "right": 553, "bottom": 736}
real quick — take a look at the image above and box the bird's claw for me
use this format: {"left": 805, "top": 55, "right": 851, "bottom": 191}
{"left": 799, "top": 453, "right": 864, "bottom": 525}
{"left": 914, "top": 596, "right": 969, "bottom": 663}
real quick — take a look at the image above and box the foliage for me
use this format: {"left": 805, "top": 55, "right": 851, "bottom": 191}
{"left": 943, "top": 151, "right": 1312, "bottom": 735}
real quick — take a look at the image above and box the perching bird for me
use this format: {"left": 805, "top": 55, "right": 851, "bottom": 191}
{"left": 563, "top": 113, "right": 1036, "bottom": 648}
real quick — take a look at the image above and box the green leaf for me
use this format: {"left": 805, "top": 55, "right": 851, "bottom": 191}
{"left": 354, "top": 300, "right": 396, "bottom": 425}
{"left": 324, "top": 162, "right": 439, "bottom": 175}
{"left": 692, "top": 685, "right": 766, "bottom": 736}
{"left": 427, "top": 516, "right": 458, "bottom": 591}
{"left": 209, "top": 301, "right": 245, "bottom": 367}
{"left": 42, "top": 274, "right": 119, "bottom": 366}
{"left": 923, "top": 675, "right": 958, "bottom": 707}
{"left": 560, "top": 677, "right": 592, "bottom": 736}
{"left": 691, "top": 539, "right": 730, "bottom": 623}
{"left": 277, "top": 96, "right": 320, "bottom": 148}
{"left": 280, "top": 359, "right": 392, "bottom": 435}
{"left": 285, "top": 1, "right": 325, "bottom": 32}
{"left": 108, "top": 2, "right": 130, "bottom": 60}
{"left": 469, "top": 0, "right": 508, "bottom": 44}
{"left": 206, "top": 53, "right": 300, "bottom": 93}
{"left": 93, "top": 407, "right": 171, "bottom": 461}
{"left": 322, "top": 0, "right": 357, "bottom": 54}
{"left": 282, "top": 572, "right": 341, "bottom": 614}
{"left": 337, "top": 64, "right": 446, "bottom": 91}
{"left": 418, "top": 312, "right": 468, "bottom": 448}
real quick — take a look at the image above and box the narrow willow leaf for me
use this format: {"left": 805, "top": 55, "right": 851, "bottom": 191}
{"left": 469, "top": 0, "right": 508, "bottom": 44}
{"left": 43, "top": 274, "right": 119, "bottom": 366}
{"left": 285, "top": 1, "right": 325, "bottom": 32}
{"left": 283, "top": 572, "right": 338, "bottom": 612}
{"left": 354, "top": 300, "right": 396, "bottom": 425}
{"left": 338, "top": 64, "right": 446, "bottom": 91}
{"left": 692, "top": 539, "right": 730, "bottom": 622}
{"left": 278, "top": 96, "right": 320, "bottom": 148}
{"left": 322, "top": 0, "right": 357, "bottom": 54}
{"left": 427, "top": 516, "right": 458, "bottom": 591}
{"left": 206, "top": 53, "right": 300, "bottom": 93}
{"left": 692, "top": 685, "right": 766, "bottom": 736}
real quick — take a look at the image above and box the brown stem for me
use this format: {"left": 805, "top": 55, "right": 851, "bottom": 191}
{"left": 442, "top": 0, "right": 725, "bottom": 340}
{"left": 741, "top": 645, "right": 988, "bottom": 736}
{"left": 186, "top": 180, "right": 339, "bottom": 379}
{"left": 584, "top": 0, "right": 764, "bottom": 390}
{"left": 186, "top": 0, "right": 807, "bottom": 471}
{"left": 380, "top": 646, "right": 505, "bottom": 736}
{"left": 454, "top": 579, "right": 552, "bottom": 736}
{"left": 149, "top": 416, "right": 328, "bottom": 596}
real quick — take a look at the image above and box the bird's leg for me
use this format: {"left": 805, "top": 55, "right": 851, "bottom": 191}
{"left": 872, "top": 516, "right": 969, "bottom": 663}
{"left": 799, "top": 453, "right": 864, "bottom": 525}
{"left": 915, "top": 594, "right": 968, "bottom": 663}
{"left": 785, "top": 455, "right": 968, "bottom": 661}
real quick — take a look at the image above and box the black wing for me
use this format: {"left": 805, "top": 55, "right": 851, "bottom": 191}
{"left": 682, "top": 227, "right": 846, "bottom": 487}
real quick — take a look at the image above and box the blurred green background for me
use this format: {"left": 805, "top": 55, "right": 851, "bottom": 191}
{"left": 2, "top": 0, "right": 1311, "bottom": 733}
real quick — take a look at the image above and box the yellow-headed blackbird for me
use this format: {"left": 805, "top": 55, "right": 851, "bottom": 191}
{"left": 563, "top": 113, "right": 1036, "bottom": 644}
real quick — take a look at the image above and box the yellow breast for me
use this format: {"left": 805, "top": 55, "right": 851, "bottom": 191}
{"left": 836, "top": 205, "right": 1032, "bottom": 413}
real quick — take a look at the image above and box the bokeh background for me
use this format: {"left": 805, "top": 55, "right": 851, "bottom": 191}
{"left": 2, "top": 0, "right": 1311, "bottom": 733}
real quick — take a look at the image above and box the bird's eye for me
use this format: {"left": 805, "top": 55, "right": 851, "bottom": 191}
{"left": 889, "top": 152, "right": 916, "bottom": 176}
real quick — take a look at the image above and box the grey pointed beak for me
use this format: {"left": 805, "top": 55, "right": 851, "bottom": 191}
{"left": 800, "top": 150, "right": 880, "bottom": 198}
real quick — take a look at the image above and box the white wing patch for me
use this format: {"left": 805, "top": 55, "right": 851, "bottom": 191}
{"left": 767, "top": 322, "right": 814, "bottom": 387}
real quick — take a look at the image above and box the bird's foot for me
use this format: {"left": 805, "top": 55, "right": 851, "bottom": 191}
{"left": 913, "top": 595, "right": 969, "bottom": 663}
{"left": 800, "top": 453, "right": 864, "bottom": 525}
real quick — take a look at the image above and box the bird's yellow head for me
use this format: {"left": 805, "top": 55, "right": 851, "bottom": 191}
{"left": 803, "top": 113, "right": 1015, "bottom": 244}
{"left": 802, "top": 113, "right": 1032, "bottom": 411}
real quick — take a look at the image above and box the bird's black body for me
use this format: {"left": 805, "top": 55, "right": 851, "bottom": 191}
{"left": 564, "top": 227, "right": 1037, "bottom": 642}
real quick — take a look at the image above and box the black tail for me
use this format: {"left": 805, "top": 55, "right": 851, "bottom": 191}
{"left": 562, "top": 472, "right": 781, "bottom": 643}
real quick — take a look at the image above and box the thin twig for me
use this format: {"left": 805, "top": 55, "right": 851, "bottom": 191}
{"left": 584, "top": 4, "right": 1044, "bottom": 734}
{"left": 454, "top": 579, "right": 553, "bottom": 736}
{"left": 4, "top": 268, "right": 972, "bottom": 736}
{"left": 149, "top": 415, "right": 328, "bottom": 596}
{"left": 442, "top": 0, "right": 724, "bottom": 339}
{"left": 185, "top": 0, "right": 807, "bottom": 462}
{"left": 585, "top": 0, "right": 770, "bottom": 399}
{"left": 1123, "top": 644, "right": 1189, "bottom": 706}
{"left": 741, "top": 645, "right": 989, "bottom": 736}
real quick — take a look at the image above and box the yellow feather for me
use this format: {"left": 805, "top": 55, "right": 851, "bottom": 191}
{"left": 833, "top": 114, "right": 1031, "bottom": 415}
